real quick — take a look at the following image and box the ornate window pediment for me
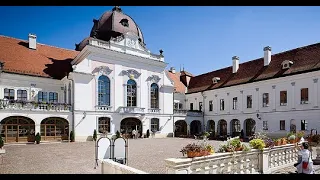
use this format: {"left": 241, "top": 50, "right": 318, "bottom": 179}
{"left": 147, "top": 75, "right": 161, "bottom": 83}
{"left": 92, "top": 66, "right": 113, "bottom": 75}
{"left": 121, "top": 69, "right": 141, "bottom": 79}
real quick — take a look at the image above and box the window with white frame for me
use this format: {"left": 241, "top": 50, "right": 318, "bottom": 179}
{"left": 247, "top": 95, "right": 252, "bottom": 108}
{"left": 209, "top": 100, "right": 213, "bottom": 111}
{"left": 263, "top": 121, "right": 268, "bottom": 130}
{"left": 262, "top": 93, "right": 269, "bottom": 107}
{"left": 199, "top": 102, "right": 203, "bottom": 111}
{"left": 280, "top": 120, "right": 286, "bottom": 130}
{"left": 151, "top": 118, "right": 159, "bottom": 132}
{"left": 4, "top": 88, "right": 15, "bottom": 100}
{"left": 49, "top": 92, "right": 58, "bottom": 103}
{"left": 38, "top": 91, "right": 47, "bottom": 102}
{"left": 98, "top": 117, "right": 110, "bottom": 134}
{"left": 233, "top": 97, "right": 237, "bottom": 110}
{"left": 301, "top": 88, "right": 308, "bottom": 104}
{"left": 127, "top": 79, "right": 137, "bottom": 107}
{"left": 280, "top": 90, "right": 287, "bottom": 106}
{"left": 301, "top": 120, "right": 308, "bottom": 131}
{"left": 190, "top": 103, "right": 193, "bottom": 110}
{"left": 17, "top": 90, "right": 27, "bottom": 101}
{"left": 150, "top": 83, "right": 159, "bottom": 109}
{"left": 220, "top": 99, "right": 224, "bottom": 111}
{"left": 98, "top": 75, "right": 111, "bottom": 106}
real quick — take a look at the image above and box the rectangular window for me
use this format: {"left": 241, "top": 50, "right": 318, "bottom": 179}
{"left": 220, "top": 99, "right": 224, "bottom": 111}
{"left": 247, "top": 95, "right": 252, "bottom": 108}
{"left": 179, "top": 103, "right": 183, "bottom": 109}
{"left": 301, "top": 120, "right": 308, "bottom": 131}
{"left": 151, "top": 118, "right": 159, "bottom": 132}
{"left": 301, "top": 88, "right": 309, "bottom": 104}
{"left": 263, "top": 93, "right": 269, "bottom": 107}
{"left": 38, "top": 91, "right": 47, "bottom": 102}
{"left": 209, "top": 100, "right": 213, "bottom": 111}
{"left": 190, "top": 103, "right": 193, "bottom": 111}
{"left": 263, "top": 121, "right": 268, "bottom": 130}
{"left": 199, "top": 102, "right": 203, "bottom": 111}
{"left": 233, "top": 97, "right": 237, "bottom": 110}
{"left": 174, "top": 102, "right": 179, "bottom": 110}
{"left": 280, "top": 120, "right": 286, "bottom": 130}
{"left": 49, "top": 92, "right": 58, "bottom": 103}
{"left": 4, "top": 88, "right": 15, "bottom": 100}
{"left": 280, "top": 90, "right": 287, "bottom": 106}
{"left": 17, "top": 90, "right": 27, "bottom": 101}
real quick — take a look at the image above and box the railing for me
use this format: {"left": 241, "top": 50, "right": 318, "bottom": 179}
{"left": 95, "top": 105, "right": 113, "bottom": 112}
{"left": 118, "top": 107, "right": 145, "bottom": 114}
{"left": 174, "top": 109, "right": 187, "bottom": 115}
{"left": 148, "top": 108, "right": 160, "bottom": 113}
{"left": 101, "top": 159, "right": 148, "bottom": 174}
{"left": 165, "top": 144, "right": 298, "bottom": 174}
{"left": 187, "top": 110, "right": 203, "bottom": 117}
{"left": 0, "top": 100, "right": 72, "bottom": 112}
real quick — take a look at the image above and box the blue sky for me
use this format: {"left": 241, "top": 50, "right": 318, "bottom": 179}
{"left": 1, "top": 6, "right": 320, "bottom": 76}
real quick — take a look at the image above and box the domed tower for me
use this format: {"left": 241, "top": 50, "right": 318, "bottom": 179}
{"left": 75, "top": 6, "right": 145, "bottom": 51}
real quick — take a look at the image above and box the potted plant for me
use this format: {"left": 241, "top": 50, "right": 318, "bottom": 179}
{"left": 93, "top": 129, "right": 97, "bottom": 141}
{"left": 230, "top": 138, "right": 242, "bottom": 151}
{"left": 0, "top": 136, "right": 4, "bottom": 149}
{"left": 70, "top": 131, "right": 75, "bottom": 142}
{"left": 281, "top": 137, "right": 287, "bottom": 145}
{"left": 35, "top": 132, "right": 41, "bottom": 144}
{"left": 180, "top": 143, "right": 202, "bottom": 158}
{"left": 296, "top": 131, "right": 305, "bottom": 142}
{"left": 288, "top": 134, "right": 296, "bottom": 144}
{"left": 146, "top": 129, "right": 150, "bottom": 138}
{"left": 249, "top": 138, "right": 266, "bottom": 150}
{"left": 264, "top": 138, "right": 275, "bottom": 148}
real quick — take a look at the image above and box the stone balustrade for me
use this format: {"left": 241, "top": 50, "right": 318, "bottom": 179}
{"left": 118, "top": 106, "right": 145, "bottom": 114}
{"left": 95, "top": 105, "right": 112, "bottom": 112}
{"left": 101, "top": 159, "right": 148, "bottom": 174}
{"left": 0, "top": 100, "right": 72, "bottom": 112}
{"left": 165, "top": 144, "right": 298, "bottom": 174}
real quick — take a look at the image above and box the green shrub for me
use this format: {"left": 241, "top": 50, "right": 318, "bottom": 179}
{"left": 116, "top": 130, "right": 121, "bottom": 138}
{"left": 35, "top": 133, "right": 41, "bottom": 144}
{"left": 93, "top": 129, "right": 97, "bottom": 141}
{"left": 0, "top": 136, "right": 4, "bottom": 148}
{"left": 249, "top": 139, "right": 266, "bottom": 150}
{"left": 230, "top": 138, "right": 241, "bottom": 148}
{"left": 288, "top": 134, "right": 296, "bottom": 140}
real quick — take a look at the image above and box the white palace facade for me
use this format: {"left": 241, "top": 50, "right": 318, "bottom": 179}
{"left": 0, "top": 6, "right": 319, "bottom": 143}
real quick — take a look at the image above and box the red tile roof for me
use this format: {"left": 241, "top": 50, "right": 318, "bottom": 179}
{"left": 0, "top": 35, "right": 79, "bottom": 79}
{"left": 167, "top": 71, "right": 186, "bottom": 94}
{"left": 187, "top": 43, "right": 320, "bottom": 94}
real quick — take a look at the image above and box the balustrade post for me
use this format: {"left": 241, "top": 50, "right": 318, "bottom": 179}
{"left": 260, "top": 148, "right": 271, "bottom": 174}
{"left": 165, "top": 158, "right": 192, "bottom": 174}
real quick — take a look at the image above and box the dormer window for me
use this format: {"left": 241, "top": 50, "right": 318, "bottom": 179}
{"left": 212, "top": 77, "right": 221, "bottom": 84}
{"left": 120, "top": 18, "right": 129, "bottom": 27}
{"left": 281, "top": 60, "right": 293, "bottom": 69}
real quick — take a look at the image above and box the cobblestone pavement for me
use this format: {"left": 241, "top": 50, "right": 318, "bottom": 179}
{"left": 0, "top": 138, "right": 314, "bottom": 174}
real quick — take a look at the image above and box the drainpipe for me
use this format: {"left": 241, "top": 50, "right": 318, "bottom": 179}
{"left": 67, "top": 74, "right": 75, "bottom": 142}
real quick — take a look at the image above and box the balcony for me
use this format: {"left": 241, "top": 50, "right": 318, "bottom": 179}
{"left": 95, "top": 105, "right": 113, "bottom": 112}
{"left": 173, "top": 109, "right": 187, "bottom": 115}
{"left": 187, "top": 110, "right": 203, "bottom": 117}
{"left": 118, "top": 106, "right": 145, "bottom": 114}
{"left": 148, "top": 108, "right": 160, "bottom": 113}
{"left": 0, "top": 99, "right": 72, "bottom": 112}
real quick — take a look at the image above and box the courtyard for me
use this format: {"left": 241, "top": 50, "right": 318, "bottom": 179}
{"left": 0, "top": 138, "right": 223, "bottom": 174}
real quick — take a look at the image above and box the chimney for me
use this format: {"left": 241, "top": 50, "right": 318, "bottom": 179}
{"left": 263, "top": 46, "right": 271, "bottom": 66}
{"left": 232, "top": 56, "right": 239, "bottom": 73}
{"left": 28, "top": 33, "right": 37, "bottom": 50}
{"left": 169, "top": 67, "right": 176, "bottom": 74}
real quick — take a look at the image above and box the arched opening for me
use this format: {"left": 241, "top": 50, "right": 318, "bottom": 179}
{"left": 207, "top": 120, "right": 215, "bottom": 139}
{"left": 98, "top": 117, "right": 110, "bottom": 134}
{"left": 290, "top": 119, "right": 296, "bottom": 133}
{"left": 190, "top": 120, "right": 202, "bottom": 136}
{"left": 120, "top": 118, "right": 142, "bottom": 138}
{"left": 41, "top": 117, "right": 69, "bottom": 141}
{"left": 98, "top": 75, "right": 111, "bottom": 106}
{"left": 127, "top": 79, "right": 137, "bottom": 107}
{"left": 0, "top": 116, "right": 35, "bottom": 143}
{"left": 150, "top": 83, "right": 159, "bottom": 109}
{"left": 174, "top": 120, "right": 187, "bottom": 137}
{"left": 244, "top": 118, "right": 256, "bottom": 137}
{"left": 230, "top": 119, "right": 241, "bottom": 137}
{"left": 218, "top": 119, "right": 227, "bottom": 137}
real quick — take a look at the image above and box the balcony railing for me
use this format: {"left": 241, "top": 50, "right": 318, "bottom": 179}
{"left": 0, "top": 99, "right": 72, "bottom": 112}
{"left": 173, "top": 109, "right": 187, "bottom": 115}
{"left": 148, "top": 108, "right": 160, "bottom": 113}
{"left": 95, "top": 105, "right": 113, "bottom": 112}
{"left": 118, "top": 106, "right": 145, "bottom": 114}
{"left": 187, "top": 110, "right": 203, "bottom": 116}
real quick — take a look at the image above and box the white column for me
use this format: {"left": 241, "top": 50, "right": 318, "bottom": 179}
{"left": 291, "top": 82, "right": 295, "bottom": 109}
{"left": 227, "top": 93, "right": 230, "bottom": 114}
{"left": 313, "top": 78, "right": 318, "bottom": 108}
{"left": 123, "top": 84, "right": 127, "bottom": 107}
{"left": 215, "top": 94, "right": 218, "bottom": 114}
{"left": 240, "top": 90, "right": 243, "bottom": 113}
{"left": 272, "top": 85, "right": 276, "bottom": 111}
{"left": 256, "top": 88, "right": 259, "bottom": 112}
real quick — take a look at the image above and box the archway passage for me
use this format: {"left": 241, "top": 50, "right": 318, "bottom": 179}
{"left": 174, "top": 120, "right": 187, "bottom": 137}
{"left": 0, "top": 116, "right": 35, "bottom": 143}
{"left": 218, "top": 119, "right": 227, "bottom": 137}
{"left": 120, "top": 118, "right": 142, "bottom": 138}
{"left": 230, "top": 119, "right": 241, "bottom": 137}
{"left": 245, "top": 118, "right": 256, "bottom": 137}
{"left": 41, "top": 117, "right": 69, "bottom": 141}
{"left": 190, "top": 120, "right": 202, "bottom": 136}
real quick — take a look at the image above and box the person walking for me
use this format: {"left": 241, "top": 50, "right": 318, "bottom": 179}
{"left": 294, "top": 140, "right": 315, "bottom": 174}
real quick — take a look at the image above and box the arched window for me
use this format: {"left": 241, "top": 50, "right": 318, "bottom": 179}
{"left": 98, "top": 75, "right": 111, "bottom": 106}
{"left": 151, "top": 118, "right": 159, "bottom": 132}
{"left": 98, "top": 117, "right": 110, "bottom": 134}
{"left": 68, "top": 82, "right": 72, "bottom": 104}
{"left": 150, "top": 83, "right": 159, "bottom": 109}
{"left": 127, "top": 79, "right": 137, "bottom": 107}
